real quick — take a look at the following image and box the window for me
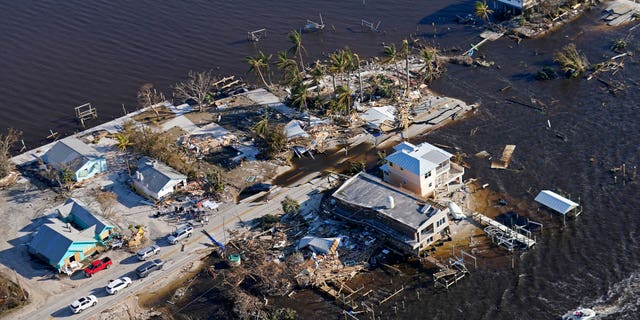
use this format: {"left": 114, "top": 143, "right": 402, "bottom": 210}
{"left": 429, "top": 182, "right": 433, "bottom": 188}
{"left": 436, "top": 217, "right": 446, "bottom": 227}
{"left": 424, "top": 171, "right": 432, "bottom": 178}
{"left": 389, "top": 162, "right": 394, "bottom": 167}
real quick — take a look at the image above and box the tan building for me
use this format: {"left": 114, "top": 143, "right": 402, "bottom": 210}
{"left": 332, "top": 172, "right": 450, "bottom": 255}
{"left": 380, "top": 142, "right": 464, "bottom": 198}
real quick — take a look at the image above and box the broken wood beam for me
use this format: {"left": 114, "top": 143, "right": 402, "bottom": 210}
{"left": 378, "top": 286, "right": 404, "bottom": 306}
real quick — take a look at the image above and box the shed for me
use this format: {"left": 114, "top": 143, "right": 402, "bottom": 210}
{"left": 133, "top": 157, "right": 187, "bottom": 200}
{"left": 534, "top": 190, "right": 579, "bottom": 215}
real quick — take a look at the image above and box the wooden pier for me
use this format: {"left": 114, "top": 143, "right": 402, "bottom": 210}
{"left": 471, "top": 212, "right": 536, "bottom": 249}
{"left": 424, "top": 255, "right": 470, "bottom": 290}
{"left": 74, "top": 103, "right": 97, "bottom": 128}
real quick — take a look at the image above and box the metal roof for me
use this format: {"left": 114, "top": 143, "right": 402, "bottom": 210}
{"left": 135, "top": 157, "right": 187, "bottom": 195}
{"left": 360, "top": 105, "right": 396, "bottom": 129}
{"left": 332, "top": 172, "right": 436, "bottom": 231}
{"left": 29, "top": 219, "right": 97, "bottom": 266}
{"left": 296, "top": 236, "right": 340, "bottom": 254}
{"left": 534, "top": 190, "right": 579, "bottom": 214}
{"left": 56, "top": 198, "right": 110, "bottom": 236}
{"left": 284, "top": 120, "right": 309, "bottom": 141}
{"left": 42, "top": 137, "right": 103, "bottom": 172}
{"left": 385, "top": 142, "right": 453, "bottom": 175}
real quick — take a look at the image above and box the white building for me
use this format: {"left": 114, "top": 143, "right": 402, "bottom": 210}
{"left": 132, "top": 157, "right": 186, "bottom": 200}
{"left": 380, "top": 142, "right": 464, "bottom": 198}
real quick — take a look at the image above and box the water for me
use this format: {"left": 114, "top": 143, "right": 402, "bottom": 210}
{"left": 1, "top": 1, "right": 640, "bottom": 319}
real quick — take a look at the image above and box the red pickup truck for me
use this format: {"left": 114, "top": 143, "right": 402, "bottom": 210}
{"left": 84, "top": 257, "right": 112, "bottom": 277}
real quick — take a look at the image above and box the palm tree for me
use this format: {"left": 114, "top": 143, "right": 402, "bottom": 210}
{"left": 352, "top": 53, "right": 364, "bottom": 101}
{"left": 400, "top": 39, "right": 411, "bottom": 95}
{"left": 290, "top": 81, "right": 310, "bottom": 112}
{"left": 276, "top": 51, "right": 300, "bottom": 86}
{"left": 334, "top": 85, "right": 353, "bottom": 116}
{"left": 419, "top": 47, "right": 438, "bottom": 83}
{"left": 252, "top": 111, "right": 270, "bottom": 139}
{"left": 288, "top": 30, "right": 306, "bottom": 71}
{"left": 553, "top": 43, "right": 589, "bottom": 78}
{"left": 329, "top": 50, "right": 348, "bottom": 90}
{"left": 310, "top": 60, "right": 326, "bottom": 98}
{"left": 381, "top": 43, "right": 400, "bottom": 80}
{"left": 474, "top": 1, "right": 493, "bottom": 23}
{"left": 342, "top": 47, "right": 355, "bottom": 89}
{"left": 115, "top": 133, "right": 133, "bottom": 175}
{"left": 246, "top": 51, "right": 272, "bottom": 89}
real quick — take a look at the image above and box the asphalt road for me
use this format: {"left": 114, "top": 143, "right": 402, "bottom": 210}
{"left": 16, "top": 177, "right": 325, "bottom": 320}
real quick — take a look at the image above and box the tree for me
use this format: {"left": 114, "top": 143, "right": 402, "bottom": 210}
{"left": 0, "top": 128, "right": 21, "bottom": 179}
{"left": 328, "top": 50, "right": 348, "bottom": 92}
{"left": 281, "top": 196, "right": 300, "bottom": 215}
{"left": 115, "top": 133, "right": 133, "bottom": 176}
{"left": 334, "top": 85, "right": 353, "bottom": 116}
{"left": 174, "top": 70, "right": 215, "bottom": 112}
{"left": 204, "top": 166, "right": 225, "bottom": 196}
{"left": 137, "top": 83, "right": 165, "bottom": 119}
{"left": 276, "top": 51, "right": 300, "bottom": 86}
{"left": 382, "top": 43, "right": 401, "bottom": 80}
{"left": 554, "top": 43, "right": 588, "bottom": 78}
{"left": 246, "top": 51, "right": 272, "bottom": 89}
{"left": 400, "top": 39, "right": 411, "bottom": 95}
{"left": 474, "top": 1, "right": 493, "bottom": 23}
{"left": 59, "top": 166, "right": 76, "bottom": 190}
{"left": 309, "top": 60, "right": 326, "bottom": 98}
{"left": 252, "top": 111, "right": 270, "bottom": 139}
{"left": 419, "top": 47, "right": 439, "bottom": 83}
{"left": 352, "top": 53, "right": 364, "bottom": 101}
{"left": 265, "top": 125, "right": 286, "bottom": 158}
{"left": 290, "top": 81, "right": 310, "bottom": 113}
{"left": 288, "top": 30, "right": 306, "bottom": 71}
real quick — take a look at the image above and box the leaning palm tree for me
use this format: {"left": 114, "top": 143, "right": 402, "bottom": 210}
{"left": 288, "top": 30, "right": 306, "bottom": 71}
{"left": 553, "top": 43, "right": 589, "bottom": 78}
{"left": 115, "top": 133, "right": 133, "bottom": 175}
{"left": 246, "top": 51, "right": 272, "bottom": 89}
{"left": 474, "top": 1, "right": 493, "bottom": 23}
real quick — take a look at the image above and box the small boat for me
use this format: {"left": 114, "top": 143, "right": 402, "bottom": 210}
{"left": 561, "top": 307, "right": 596, "bottom": 320}
{"left": 448, "top": 201, "right": 466, "bottom": 220}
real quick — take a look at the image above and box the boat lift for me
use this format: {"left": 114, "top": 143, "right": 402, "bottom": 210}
{"left": 247, "top": 28, "right": 267, "bottom": 42}
{"left": 303, "top": 13, "right": 325, "bottom": 32}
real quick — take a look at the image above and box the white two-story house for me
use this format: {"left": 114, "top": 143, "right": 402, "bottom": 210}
{"left": 380, "top": 142, "right": 464, "bottom": 198}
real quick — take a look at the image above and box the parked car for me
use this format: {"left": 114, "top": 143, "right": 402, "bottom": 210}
{"left": 69, "top": 295, "right": 97, "bottom": 314}
{"left": 167, "top": 224, "right": 194, "bottom": 244}
{"left": 137, "top": 244, "right": 160, "bottom": 261}
{"left": 136, "top": 259, "right": 163, "bottom": 278}
{"left": 84, "top": 257, "right": 112, "bottom": 277}
{"left": 105, "top": 276, "right": 132, "bottom": 295}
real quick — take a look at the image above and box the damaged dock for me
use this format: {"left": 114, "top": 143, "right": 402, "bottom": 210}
{"left": 471, "top": 212, "right": 537, "bottom": 250}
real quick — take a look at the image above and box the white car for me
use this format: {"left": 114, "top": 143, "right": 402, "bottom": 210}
{"left": 137, "top": 244, "right": 160, "bottom": 260}
{"left": 69, "top": 295, "right": 97, "bottom": 314}
{"left": 167, "top": 224, "right": 194, "bottom": 244}
{"left": 105, "top": 277, "right": 132, "bottom": 295}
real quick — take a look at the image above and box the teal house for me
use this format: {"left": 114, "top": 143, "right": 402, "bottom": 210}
{"left": 29, "top": 198, "right": 115, "bottom": 274}
{"left": 41, "top": 137, "right": 107, "bottom": 182}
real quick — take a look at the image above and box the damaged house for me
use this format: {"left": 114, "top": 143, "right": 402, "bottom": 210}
{"left": 380, "top": 141, "right": 464, "bottom": 198}
{"left": 332, "top": 172, "right": 450, "bottom": 255}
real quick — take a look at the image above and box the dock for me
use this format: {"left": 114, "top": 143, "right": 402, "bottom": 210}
{"left": 424, "top": 255, "right": 470, "bottom": 289}
{"left": 471, "top": 212, "right": 536, "bottom": 249}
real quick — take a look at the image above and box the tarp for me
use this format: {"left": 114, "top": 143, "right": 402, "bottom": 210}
{"left": 534, "top": 190, "right": 579, "bottom": 215}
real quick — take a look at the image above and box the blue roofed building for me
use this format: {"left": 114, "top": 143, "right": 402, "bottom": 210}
{"left": 41, "top": 137, "right": 107, "bottom": 182}
{"left": 28, "top": 198, "right": 115, "bottom": 274}
{"left": 380, "top": 142, "right": 464, "bottom": 198}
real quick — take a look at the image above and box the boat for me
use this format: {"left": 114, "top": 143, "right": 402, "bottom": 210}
{"left": 447, "top": 201, "right": 466, "bottom": 220}
{"left": 561, "top": 308, "right": 596, "bottom": 320}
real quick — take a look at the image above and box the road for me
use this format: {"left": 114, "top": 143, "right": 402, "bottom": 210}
{"left": 15, "top": 175, "right": 327, "bottom": 320}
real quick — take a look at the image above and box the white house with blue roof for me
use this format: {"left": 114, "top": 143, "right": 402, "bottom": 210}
{"left": 380, "top": 142, "right": 464, "bottom": 197}
{"left": 28, "top": 198, "right": 115, "bottom": 274}
{"left": 41, "top": 137, "right": 107, "bottom": 182}
{"left": 132, "top": 157, "right": 187, "bottom": 200}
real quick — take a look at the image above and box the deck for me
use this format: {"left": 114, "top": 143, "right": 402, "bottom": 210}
{"left": 471, "top": 212, "right": 536, "bottom": 249}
